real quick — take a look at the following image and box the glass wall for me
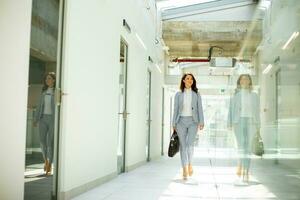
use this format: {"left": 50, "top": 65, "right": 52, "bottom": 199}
{"left": 24, "top": 0, "right": 62, "bottom": 199}
{"left": 167, "top": 0, "right": 300, "bottom": 198}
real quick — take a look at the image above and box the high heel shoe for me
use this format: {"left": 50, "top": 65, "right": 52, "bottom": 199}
{"left": 46, "top": 161, "right": 52, "bottom": 175}
{"left": 243, "top": 171, "right": 249, "bottom": 183}
{"left": 44, "top": 159, "right": 49, "bottom": 172}
{"left": 236, "top": 165, "right": 242, "bottom": 177}
{"left": 183, "top": 166, "right": 188, "bottom": 180}
{"left": 188, "top": 164, "right": 193, "bottom": 176}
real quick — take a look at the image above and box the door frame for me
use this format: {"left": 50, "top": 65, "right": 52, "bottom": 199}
{"left": 118, "top": 37, "right": 129, "bottom": 173}
{"left": 170, "top": 96, "right": 173, "bottom": 137}
{"left": 54, "top": 0, "right": 66, "bottom": 198}
{"left": 147, "top": 69, "right": 152, "bottom": 162}
{"left": 274, "top": 69, "right": 281, "bottom": 164}
{"left": 161, "top": 87, "right": 165, "bottom": 155}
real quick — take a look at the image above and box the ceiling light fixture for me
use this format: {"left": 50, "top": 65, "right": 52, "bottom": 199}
{"left": 263, "top": 64, "right": 273, "bottom": 74}
{"left": 282, "top": 31, "right": 299, "bottom": 50}
{"left": 155, "top": 64, "right": 162, "bottom": 73}
{"left": 136, "top": 33, "right": 147, "bottom": 50}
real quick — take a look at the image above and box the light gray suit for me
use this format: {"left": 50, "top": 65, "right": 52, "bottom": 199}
{"left": 172, "top": 90, "right": 204, "bottom": 167}
{"left": 34, "top": 92, "right": 55, "bottom": 124}
{"left": 34, "top": 90, "right": 55, "bottom": 164}
{"left": 172, "top": 91, "right": 204, "bottom": 128}
{"left": 227, "top": 90, "right": 260, "bottom": 128}
{"left": 227, "top": 90, "right": 260, "bottom": 172}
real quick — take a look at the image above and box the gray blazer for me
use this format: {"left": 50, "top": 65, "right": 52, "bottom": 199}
{"left": 172, "top": 91, "right": 204, "bottom": 127}
{"left": 34, "top": 91, "right": 55, "bottom": 123}
{"left": 227, "top": 90, "right": 260, "bottom": 128}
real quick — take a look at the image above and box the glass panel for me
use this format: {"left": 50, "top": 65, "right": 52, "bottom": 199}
{"left": 146, "top": 70, "right": 151, "bottom": 161}
{"left": 167, "top": 0, "right": 300, "bottom": 196}
{"left": 24, "top": 0, "right": 62, "bottom": 199}
{"left": 117, "top": 39, "right": 128, "bottom": 174}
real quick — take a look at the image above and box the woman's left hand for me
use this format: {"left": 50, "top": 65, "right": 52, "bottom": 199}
{"left": 198, "top": 124, "right": 204, "bottom": 131}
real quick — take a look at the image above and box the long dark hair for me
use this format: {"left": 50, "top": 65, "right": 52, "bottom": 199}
{"left": 42, "top": 72, "right": 56, "bottom": 92}
{"left": 180, "top": 73, "right": 198, "bottom": 93}
{"left": 235, "top": 74, "right": 253, "bottom": 93}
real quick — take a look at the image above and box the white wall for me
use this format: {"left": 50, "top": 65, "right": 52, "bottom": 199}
{"left": 0, "top": 0, "right": 32, "bottom": 199}
{"left": 59, "top": 0, "right": 164, "bottom": 198}
{"left": 149, "top": 64, "right": 164, "bottom": 159}
{"left": 119, "top": 0, "right": 165, "bottom": 166}
{"left": 59, "top": 0, "right": 121, "bottom": 194}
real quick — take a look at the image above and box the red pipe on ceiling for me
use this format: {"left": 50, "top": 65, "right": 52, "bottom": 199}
{"left": 171, "top": 58, "right": 210, "bottom": 62}
{"left": 172, "top": 58, "right": 250, "bottom": 63}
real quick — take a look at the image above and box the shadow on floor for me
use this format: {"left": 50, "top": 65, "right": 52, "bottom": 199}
{"left": 24, "top": 153, "right": 55, "bottom": 200}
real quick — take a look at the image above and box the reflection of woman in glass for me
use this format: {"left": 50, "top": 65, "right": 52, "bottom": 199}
{"left": 33, "top": 72, "right": 55, "bottom": 175}
{"left": 172, "top": 73, "right": 204, "bottom": 180}
{"left": 228, "top": 74, "right": 260, "bottom": 183}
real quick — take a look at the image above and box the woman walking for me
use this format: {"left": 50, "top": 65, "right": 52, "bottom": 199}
{"left": 172, "top": 73, "right": 204, "bottom": 180}
{"left": 33, "top": 72, "right": 56, "bottom": 175}
{"left": 228, "top": 74, "right": 260, "bottom": 183}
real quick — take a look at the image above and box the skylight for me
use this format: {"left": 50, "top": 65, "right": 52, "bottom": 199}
{"left": 156, "top": 0, "right": 219, "bottom": 11}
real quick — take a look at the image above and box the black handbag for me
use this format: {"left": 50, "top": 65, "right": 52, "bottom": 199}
{"left": 168, "top": 130, "right": 180, "bottom": 157}
{"left": 252, "top": 131, "right": 264, "bottom": 156}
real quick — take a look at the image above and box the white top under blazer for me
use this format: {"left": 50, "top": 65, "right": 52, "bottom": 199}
{"left": 240, "top": 89, "right": 253, "bottom": 117}
{"left": 181, "top": 88, "right": 193, "bottom": 116}
{"left": 43, "top": 88, "right": 54, "bottom": 115}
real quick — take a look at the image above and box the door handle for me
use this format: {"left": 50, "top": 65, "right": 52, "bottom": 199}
{"left": 55, "top": 88, "right": 68, "bottom": 105}
{"left": 118, "top": 111, "right": 130, "bottom": 119}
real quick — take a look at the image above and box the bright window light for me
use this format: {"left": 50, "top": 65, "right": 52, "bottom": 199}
{"left": 155, "top": 64, "right": 162, "bottom": 73}
{"left": 157, "top": 0, "right": 217, "bottom": 10}
{"left": 282, "top": 32, "right": 299, "bottom": 50}
{"left": 263, "top": 64, "right": 273, "bottom": 74}
{"left": 258, "top": 0, "right": 271, "bottom": 10}
{"left": 135, "top": 33, "right": 147, "bottom": 50}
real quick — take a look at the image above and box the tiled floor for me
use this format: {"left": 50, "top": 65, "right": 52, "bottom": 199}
{"left": 73, "top": 148, "right": 300, "bottom": 200}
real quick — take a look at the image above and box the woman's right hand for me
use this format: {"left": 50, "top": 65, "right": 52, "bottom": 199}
{"left": 172, "top": 126, "right": 176, "bottom": 132}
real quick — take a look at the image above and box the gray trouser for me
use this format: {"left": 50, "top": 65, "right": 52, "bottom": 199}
{"left": 176, "top": 116, "right": 198, "bottom": 167}
{"left": 39, "top": 114, "right": 54, "bottom": 164}
{"left": 234, "top": 117, "right": 255, "bottom": 172}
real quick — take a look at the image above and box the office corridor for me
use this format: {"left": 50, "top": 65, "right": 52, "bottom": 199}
{"left": 73, "top": 146, "right": 300, "bottom": 200}
{"left": 2, "top": 1, "right": 300, "bottom": 199}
